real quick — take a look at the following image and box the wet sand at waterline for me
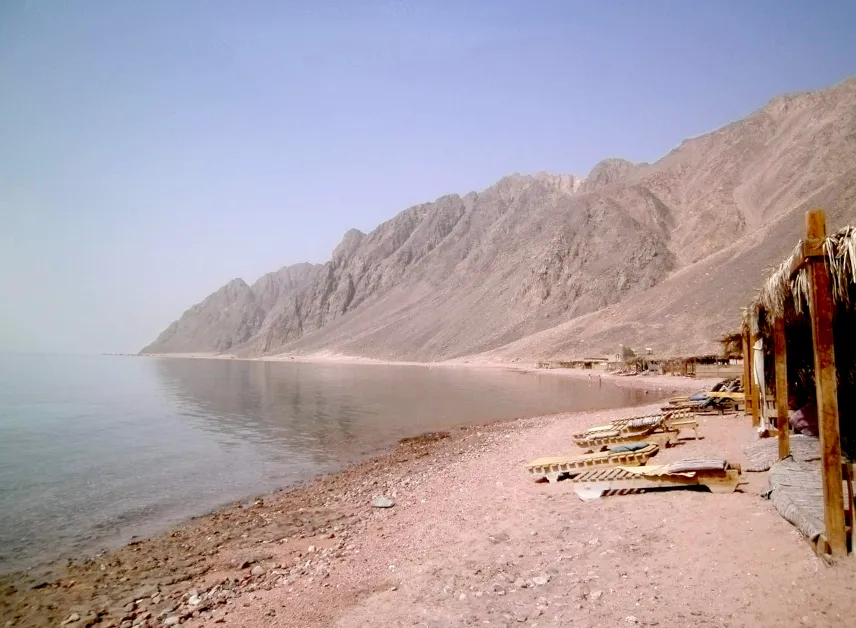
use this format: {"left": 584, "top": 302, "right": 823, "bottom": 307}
{"left": 4, "top": 385, "right": 855, "bottom": 627}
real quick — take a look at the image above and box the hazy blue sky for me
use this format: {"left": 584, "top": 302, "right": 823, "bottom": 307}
{"left": 1, "top": 1, "right": 855, "bottom": 353}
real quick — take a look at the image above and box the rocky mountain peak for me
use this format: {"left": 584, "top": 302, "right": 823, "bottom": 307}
{"left": 142, "top": 75, "right": 856, "bottom": 360}
{"left": 581, "top": 158, "right": 642, "bottom": 192}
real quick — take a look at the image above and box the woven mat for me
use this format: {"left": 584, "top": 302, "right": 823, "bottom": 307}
{"left": 768, "top": 459, "right": 824, "bottom": 542}
{"left": 744, "top": 435, "right": 821, "bottom": 472}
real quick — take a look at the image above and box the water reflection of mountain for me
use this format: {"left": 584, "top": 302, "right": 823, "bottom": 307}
{"left": 150, "top": 359, "right": 653, "bottom": 468}
{"left": 151, "top": 359, "right": 367, "bottom": 463}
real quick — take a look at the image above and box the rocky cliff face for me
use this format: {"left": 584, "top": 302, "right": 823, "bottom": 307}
{"left": 143, "top": 77, "right": 856, "bottom": 359}
{"left": 141, "top": 264, "right": 319, "bottom": 354}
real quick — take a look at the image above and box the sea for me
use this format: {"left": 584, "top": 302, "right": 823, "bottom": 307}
{"left": 0, "top": 354, "right": 658, "bottom": 574}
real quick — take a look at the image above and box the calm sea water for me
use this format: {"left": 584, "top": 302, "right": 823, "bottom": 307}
{"left": 0, "top": 354, "right": 656, "bottom": 574}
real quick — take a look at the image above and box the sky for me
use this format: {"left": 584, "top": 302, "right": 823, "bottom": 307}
{"left": 1, "top": 0, "right": 855, "bottom": 354}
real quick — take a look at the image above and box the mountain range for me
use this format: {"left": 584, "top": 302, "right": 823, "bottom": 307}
{"left": 142, "top": 76, "right": 856, "bottom": 361}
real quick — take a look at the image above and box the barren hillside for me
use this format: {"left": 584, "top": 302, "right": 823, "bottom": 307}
{"left": 142, "top": 77, "right": 856, "bottom": 360}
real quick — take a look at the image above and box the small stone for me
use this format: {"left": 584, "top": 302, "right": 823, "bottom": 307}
{"left": 251, "top": 566, "right": 265, "bottom": 577}
{"left": 134, "top": 586, "right": 158, "bottom": 600}
{"left": 626, "top": 616, "right": 638, "bottom": 624}
{"left": 590, "top": 590, "right": 604, "bottom": 601}
{"left": 588, "top": 538, "right": 599, "bottom": 546}
{"left": 163, "top": 617, "right": 180, "bottom": 627}
{"left": 188, "top": 596, "right": 201, "bottom": 606}
{"left": 120, "top": 621, "right": 133, "bottom": 628}
{"left": 513, "top": 578, "right": 525, "bottom": 589}
{"left": 372, "top": 497, "right": 395, "bottom": 508}
{"left": 458, "top": 593, "right": 467, "bottom": 601}
{"left": 307, "top": 545, "right": 316, "bottom": 553}
{"left": 492, "top": 584, "right": 506, "bottom": 596}
{"left": 532, "top": 575, "right": 550, "bottom": 586}
{"left": 62, "top": 614, "right": 81, "bottom": 626}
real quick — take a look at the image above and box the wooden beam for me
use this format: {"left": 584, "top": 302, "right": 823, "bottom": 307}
{"left": 773, "top": 316, "right": 790, "bottom": 460}
{"left": 749, "top": 330, "right": 761, "bottom": 428}
{"left": 805, "top": 209, "right": 847, "bottom": 556}
{"left": 742, "top": 330, "right": 753, "bottom": 417}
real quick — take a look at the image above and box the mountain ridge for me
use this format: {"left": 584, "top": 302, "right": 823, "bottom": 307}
{"left": 142, "top": 76, "right": 856, "bottom": 360}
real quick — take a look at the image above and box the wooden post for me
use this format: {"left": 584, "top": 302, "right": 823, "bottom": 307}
{"left": 742, "top": 330, "right": 753, "bottom": 417}
{"left": 749, "top": 331, "right": 761, "bottom": 427}
{"left": 805, "top": 209, "right": 847, "bottom": 556}
{"left": 773, "top": 316, "right": 790, "bottom": 460}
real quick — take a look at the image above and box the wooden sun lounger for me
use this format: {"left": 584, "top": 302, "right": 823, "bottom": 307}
{"left": 610, "top": 409, "right": 695, "bottom": 430}
{"left": 706, "top": 391, "right": 746, "bottom": 400}
{"left": 570, "top": 459, "right": 742, "bottom": 501}
{"left": 526, "top": 443, "right": 659, "bottom": 483}
{"left": 573, "top": 428, "right": 681, "bottom": 453}
{"left": 664, "top": 398, "right": 738, "bottom": 415}
{"left": 573, "top": 414, "right": 700, "bottom": 453}
{"left": 667, "top": 395, "right": 694, "bottom": 405}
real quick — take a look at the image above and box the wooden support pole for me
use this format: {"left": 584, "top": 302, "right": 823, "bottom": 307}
{"left": 749, "top": 331, "right": 761, "bottom": 428}
{"left": 742, "top": 330, "right": 753, "bottom": 417}
{"left": 805, "top": 209, "right": 847, "bottom": 556}
{"left": 773, "top": 316, "right": 790, "bottom": 460}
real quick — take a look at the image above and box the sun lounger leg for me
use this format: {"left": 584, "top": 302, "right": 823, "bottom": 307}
{"left": 698, "top": 469, "right": 741, "bottom": 493}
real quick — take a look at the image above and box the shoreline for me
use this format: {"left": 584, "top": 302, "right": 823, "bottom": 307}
{"left": 3, "top": 399, "right": 853, "bottom": 627}
{"left": 0, "top": 360, "right": 695, "bottom": 578}
{"left": 2, "top": 361, "right": 720, "bottom": 627}
{"left": 0, "top": 413, "right": 544, "bottom": 626}
{"left": 139, "top": 351, "right": 717, "bottom": 394}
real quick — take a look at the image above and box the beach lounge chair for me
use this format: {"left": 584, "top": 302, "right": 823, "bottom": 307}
{"left": 665, "top": 379, "right": 742, "bottom": 414}
{"left": 570, "top": 458, "right": 742, "bottom": 501}
{"left": 526, "top": 443, "right": 659, "bottom": 483}
{"left": 573, "top": 414, "right": 699, "bottom": 453}
{"left": 611, "top": 409, "right": 695, "bottom": 430}
{"left": 663, "top": 396, "right": 737, "bottom": 414}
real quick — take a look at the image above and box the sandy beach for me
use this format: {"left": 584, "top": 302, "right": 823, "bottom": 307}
{"left": 3, "top": 368, "right": 854, "bottom": 628}
{"left": 140, "top": 351, "right": 722, "bottom": 392}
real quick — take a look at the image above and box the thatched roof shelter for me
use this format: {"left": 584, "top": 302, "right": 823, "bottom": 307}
{"left": 741, "top": 224, "right": 856, "bottom": 459}
{"left": 743, "top": 225, "right": 856, "bottom": 337}
{"left": 739, "top": 212, "right": 855, "bottom": 556}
